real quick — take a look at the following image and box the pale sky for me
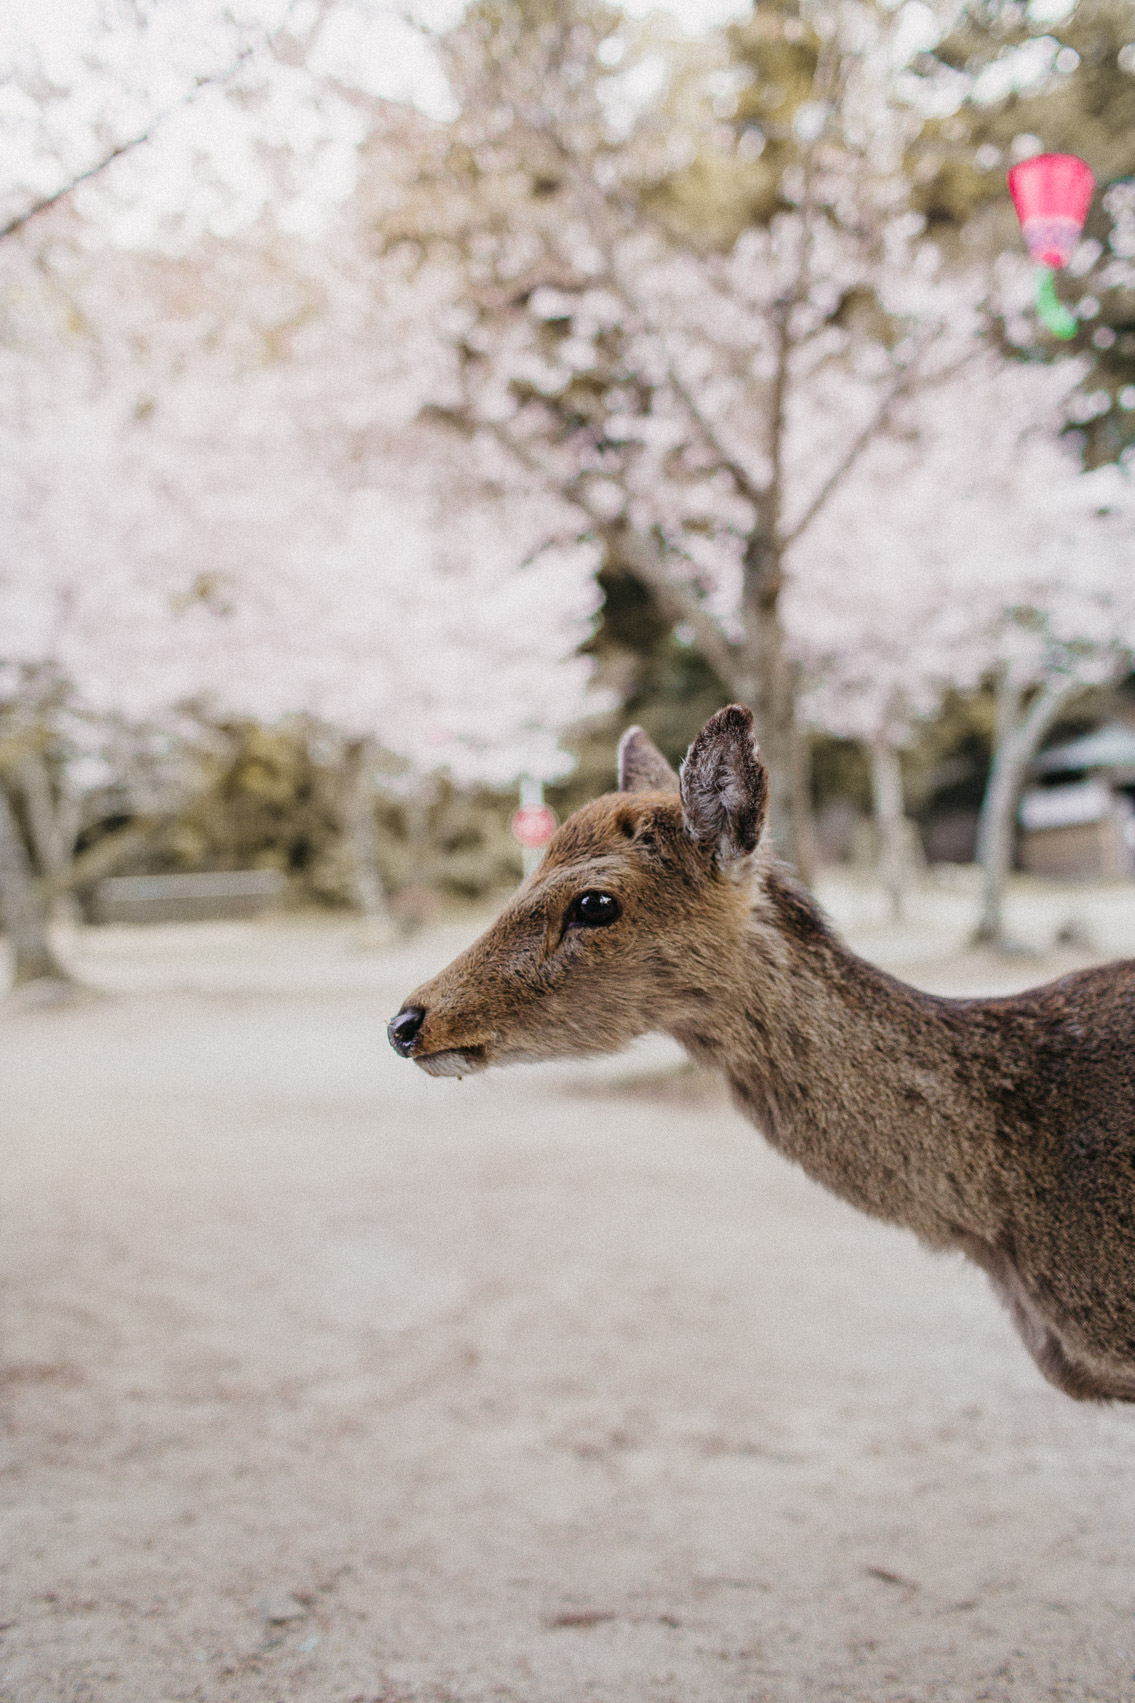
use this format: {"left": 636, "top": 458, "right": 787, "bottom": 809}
{"left": 4, "top": 0, "right": 756, "bottom": 112}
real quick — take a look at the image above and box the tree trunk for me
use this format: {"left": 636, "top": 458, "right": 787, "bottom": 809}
{"left": 869, "top": 738, "right": 908, "bottom": 923}
{"left": 738, "top": 534, "right": 814, "bottom": 883}
{"left": 974, "top": 668, "right": 1084, "bottom": 947}
{"left": 16, "top": 749, "right": 81, "bottom": 929}
{"left": 342, "top": 739, "right": 397, "bottom": 942}
{"left": 791, "top": 711, "right": 818, "bottom": 890}
{"left": 16, "top": 750, "right": 67, "bottom": 874}
{"left": 0, "top": 780, "right": 69, "bottom": 987}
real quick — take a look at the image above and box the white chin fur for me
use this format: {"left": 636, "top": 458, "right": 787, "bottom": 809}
{"left": 414, "top": 1049, "right": 488, "bottom": 1078}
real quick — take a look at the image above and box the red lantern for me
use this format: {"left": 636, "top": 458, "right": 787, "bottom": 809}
{"left": 1007, "top": 152, "right": 1095, "bottom": 269}
{"left": 1007, "top": 152, "right": 1094, "bottom": 339}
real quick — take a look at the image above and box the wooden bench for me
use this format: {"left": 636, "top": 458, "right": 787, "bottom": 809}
{"left": 91, "top": 870, "right": 285, "bottom": 925}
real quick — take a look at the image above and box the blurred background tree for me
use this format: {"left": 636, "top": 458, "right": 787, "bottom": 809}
{"left": 0, "top": 0, "right": 1132, "bottom": 986}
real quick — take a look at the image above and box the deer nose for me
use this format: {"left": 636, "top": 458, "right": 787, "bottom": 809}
{"left": 388, "top": 1005, "right": 426, "bottom": 1057}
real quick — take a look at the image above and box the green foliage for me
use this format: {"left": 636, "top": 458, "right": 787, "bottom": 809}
{"left": 902, "top": 688, "right": 997, "bottom": 823}
{"left": 811, "top": 735, "right": 872, "bottom": 814}
{"left": 154, "top": 724, "right": 523, "bottom": 906}
{"left": 159, "top": 723, "right": 347, "bottom": 903}
{"left": 905, "top": 0, "right": 1135, "bottom": 466}
{"left": 376, "top": 780, "right": 523, "bottom": 899}
{"left": 644, "top": 8, "right": 824, "bottom": 248}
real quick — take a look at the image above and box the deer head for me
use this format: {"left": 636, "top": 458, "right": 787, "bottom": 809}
{"left": 387, "top": 705, "right": 769, "bottom": 1076}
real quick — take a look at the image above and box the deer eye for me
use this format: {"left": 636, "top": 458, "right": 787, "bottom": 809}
{"left": 567, "top": 890, "right": 621, "bottom": 929}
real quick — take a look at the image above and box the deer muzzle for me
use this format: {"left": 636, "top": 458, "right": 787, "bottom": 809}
{"left": 387, "top": 1001, "right": 493, "bottom": 1075}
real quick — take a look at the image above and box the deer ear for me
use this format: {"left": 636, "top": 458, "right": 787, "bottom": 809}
{"left": 617, "top": 725, "right": 680, "bottom": 794}
{"left": 680, "top": 705, "right": 768, "bottom": 865}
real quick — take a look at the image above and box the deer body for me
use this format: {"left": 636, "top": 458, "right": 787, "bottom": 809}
{"left": 390, "top": 708, "right": 1135, "bottom": 1402}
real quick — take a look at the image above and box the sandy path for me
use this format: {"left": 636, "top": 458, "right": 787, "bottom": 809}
{"left": 2, "top": 901, "right": 1135, "bottom": 1702}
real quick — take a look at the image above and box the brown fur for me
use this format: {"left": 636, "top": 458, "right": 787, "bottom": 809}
{"left": 391, "top": 708, "right": 1135, "bottom": 1401}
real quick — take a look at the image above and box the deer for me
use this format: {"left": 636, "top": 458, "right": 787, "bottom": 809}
{"left": 388, "top": 705, "right": 1135, "bottom": 1402}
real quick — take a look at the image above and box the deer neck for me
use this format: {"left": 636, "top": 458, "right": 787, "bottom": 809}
{"left": 667, "top": 867, "right": 997, "bottom": 1246}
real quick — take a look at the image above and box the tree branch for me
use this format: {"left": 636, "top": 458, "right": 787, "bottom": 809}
{"left": 0, "top": 3, "right": 301, "bottom": 245}
{"left": 762, "top": 297, "right": 794, "bottom": 547}
{"left": 1017, "top": 665, "right": 1089, "bottom": 756}
{"left": 781, "top": 364, "right": 916, "bottom": 549}
{"left": 477, "top": 414, "right": 742, "bottom": 689}
{"left": 544, "top": 187, "right": 775, "bottom": 525}
{"left": 663, "top": 361, "right": 768, "bottom": 515}
{"left": 781, "top": 340, "right": 986, "bottom": 550}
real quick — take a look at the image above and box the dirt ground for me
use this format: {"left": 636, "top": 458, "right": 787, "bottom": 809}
{"left": 3, "top": 875, "right": 1135, "bottom": 1703}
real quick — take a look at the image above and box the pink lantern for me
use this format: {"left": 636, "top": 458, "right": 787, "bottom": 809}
{"left": 1007, "top": 152, "right": 1095, "bottom": 269}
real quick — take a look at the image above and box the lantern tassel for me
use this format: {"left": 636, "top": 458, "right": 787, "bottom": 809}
{"left": 1034, "top": 266, "right": 1077, "bottom": 340}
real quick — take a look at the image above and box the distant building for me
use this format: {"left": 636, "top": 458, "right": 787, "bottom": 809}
{"left": 1019, "top": 724, "right": 1135, "bottom": 880}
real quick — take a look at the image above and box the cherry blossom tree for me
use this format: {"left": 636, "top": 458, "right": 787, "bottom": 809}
{"left": 0, "top": 0, "right": 394, "bottom": 249}
{"left": 0, "top": 219, "right": 605, "bottom": 982}
{"left": 0, "top": 0, "right": 610, "bottom": 985}
{"left": 796, "top": 349, "right": 1135, "bottom": 938}
{"left": 201, "top": 462, "right": 605, "bottom": 927}
{"left": 354, "top": 0, "right": 1012, "bottom": 877}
